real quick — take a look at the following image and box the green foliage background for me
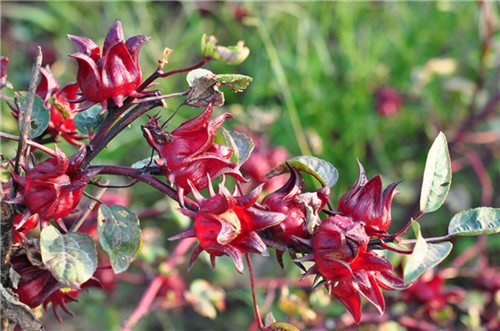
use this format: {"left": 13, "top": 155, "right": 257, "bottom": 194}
{"left": 1, "top": 1, "right": 499, "bottom": 330}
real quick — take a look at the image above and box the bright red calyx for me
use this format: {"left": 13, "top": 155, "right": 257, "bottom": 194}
{"left": 36, "top": 66, "right": 85, "bottom": 145}
{"left": 143, "top": 102, "right": 245, "bottom": 205}
{"left": 12, "top": 254, "right": 98, "bottom": 323}
{"left": 337, "top": 161, "right": 401, "bottom": 238}
{"left": 261, "top": 166, "right": 330, "bottom": 266}
{"left": 68, "top": 19, "right": 150, "bottom": 111}
{"left": 170, "top": 178, "right": 286, "bottom": 273}
{"left": 12, "top": 213, "right": 40, "bottom": 242}
{"left": 11, "top": 146, "right": 99, "bottom": 230}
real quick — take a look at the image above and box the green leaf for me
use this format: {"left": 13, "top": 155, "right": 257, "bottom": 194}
{"left": 201, "top": 34, "right": 250, "bottom": 65}
{"left": 448, "top": 207, "right": 500, "bottom": 236}
{"left": 74, "top": 105, "right": 105, "bottom": 135}
{"left": 98, "top": 204, "right": 142, "bottom": 274}
{"left": 214, "top": 127, "right": 239, "bottom": 164}
{"left": 265, "top": 156, "right": 338, "bottom": 187}
{"left": 14, "top": 92, "right": 50, "bottom": 138}
{"left": 40, "top": 226, "right": 97, "bottom": 289}
{"left": 404, "top": 221, "right": 453, "bottom": 282}
{"left": 215, "top": 74, "right": 253, "bottom": 92}
{"left": 419, "top": 132, "right": 451, "bottom": 213}
{"left": 228, "top": 130, "right": 254, "bottom": 166}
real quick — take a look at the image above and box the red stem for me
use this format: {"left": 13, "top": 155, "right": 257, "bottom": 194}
{"left": 0, "top": 132, "right": 57, "bottom": 157}
{"left": 245, "top": 253, "right": 266, "bottom": 331}
{"left": 160, "top": 58, "right": 209, "bottom": 78}
{"left": 88, "top": 165, "right": 199, "bottom": 211}
{"left": 121, "top": 275, "right": 165, "bottom": 331}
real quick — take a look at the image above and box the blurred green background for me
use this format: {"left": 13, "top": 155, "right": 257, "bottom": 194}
{"left": 1, "top": 1, "right": 500, "bottom": 330}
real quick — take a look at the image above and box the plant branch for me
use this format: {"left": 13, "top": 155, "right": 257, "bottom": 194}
{"left": 0, "top": 132, "right": 57, "bottom": 157}
{"left": 2, "top": 46, "right": 42, "bottom": 331}
{"left": 69, "top": 180, "right": 109, "bottom": 233}
{"left": 9, "top": 47, "right": 43, "bottom": 199}
{"left": 246, "top": 253, "right": 266, "bottom": 331}
{"left": 399, "top": 234, "right": 452, "bottom": 245}
{"left": 82, "top": 100, "right": 162, "bottom": 168}
{"left": 159, "top": 58, "right": 209, "bottom": 78}
{"left": 88, "top": 165, "right": 199, "bottom": 211}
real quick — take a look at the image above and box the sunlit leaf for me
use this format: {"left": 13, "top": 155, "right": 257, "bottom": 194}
{"left": 98, "top": 204, "right": 142, "bottom": 274}
{"left": 448, "top": 207, "right": 500, "bottom": 236}
{"left": 266, "top": 156, "right": 338, "bottom": 187}
{"left": 40, "top": 225, "right": 97, "bottom": 288}
{"left": 228, "top": 130, "right": 254, "bottom": 166}
{"left": 404, "top": 221, "right": 452, "bottom": 282}
{"left": 215, "top": 74, "right": 253, "bottom": 92}
{"left": 420, "top": 132, "right": 451, "bottom": 213}
{"left": 268, "top": 322, "right": 301, "bottom": 331}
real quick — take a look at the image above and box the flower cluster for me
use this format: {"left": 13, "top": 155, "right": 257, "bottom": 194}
{"left": 290, "top": 161, "right": 408, "bottom": 323}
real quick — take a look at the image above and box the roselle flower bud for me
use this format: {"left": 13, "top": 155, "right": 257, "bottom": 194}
{"left": 143, "top": 102, "right": 245, "bottom": 204}
{"left": 12, "top": 253, "right": 99, "bottom": 323}
{"left": 262, "top": 166, "right": 330, "bottom": 250}
{"left": 337, "top": 161, "right": 402, "bottom": 238}
{"left": 12, "top": 146, "right": 99, "bottom": 229}
{"left": 35, "top": 66, "right": 85, "bottom": 145}
{"left": 12, "top": 213, "right": 40, "bottom": 242}
{"left": 68, "top": 19, "right": 150, "bottom": 111}
{"left": 297, "top": 215, "right": 408, "bottom": 323}
{"left": 170, "top": 178, "right": 286, "bottom": 273}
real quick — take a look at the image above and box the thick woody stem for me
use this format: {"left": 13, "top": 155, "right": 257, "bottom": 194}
{"left": 2, "top": 46, "right": 43, "bottom": 330}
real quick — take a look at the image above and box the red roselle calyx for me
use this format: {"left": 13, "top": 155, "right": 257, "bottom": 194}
{"left": 298, "top": 215, "right": 409, "bottom": 323}
{"left": 169, "top": 177, "right": 286, "bottom": 273}
{"left": 12, "top": 253, "right": 99, "bottom": 323}
{"left": 11, "top": 146, "right": 99, "bottom": 230}
{"left": 68, "top": 19, "right": 150, "bottom": 111}
{"left": 261, "top": 166, "right": 330, "bottom": 266}
{"left": 143, "top": 102, "right": 245, "bottom": 205}
{"left": 337, "top": 161, "right": 402, "bottom": 238}
{"left": 36, "top": 66, "right": 85, "bottom": 145}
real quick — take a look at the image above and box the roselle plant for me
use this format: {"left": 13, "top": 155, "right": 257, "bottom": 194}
{"left": 1, "top": 18, "right": 500, "bottom": 331}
